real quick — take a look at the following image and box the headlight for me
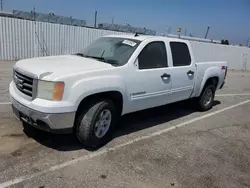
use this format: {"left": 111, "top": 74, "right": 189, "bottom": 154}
{"left": 37, "top": 80, "right": 65, "bottom": 101}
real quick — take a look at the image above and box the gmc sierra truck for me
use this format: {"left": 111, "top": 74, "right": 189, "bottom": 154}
{"left": 9, "top": 35, "right": 227, "bottom": 148}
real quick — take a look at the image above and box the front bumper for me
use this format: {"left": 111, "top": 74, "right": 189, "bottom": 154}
{"left": 11, "top": 97, "right": 75, "bottom": 134}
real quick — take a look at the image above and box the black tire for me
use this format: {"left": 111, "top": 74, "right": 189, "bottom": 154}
{"left": 197, "top": 85, "right": 215, "bottom": 112}
{"left": 75, "top": 99, "right": 117, "bottom": 149}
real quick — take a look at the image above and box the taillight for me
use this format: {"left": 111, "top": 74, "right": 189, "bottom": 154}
{"left": 221, "top": 66, "right": 227, "bottom": 70}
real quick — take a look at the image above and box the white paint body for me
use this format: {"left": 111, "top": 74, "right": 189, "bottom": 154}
{"left": 9, "top": 35, "right": 227, "bottom": 130}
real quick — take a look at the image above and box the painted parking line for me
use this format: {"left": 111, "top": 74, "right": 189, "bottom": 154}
{"left": 0, "top": 102, "right": 11, "bottom": 105}
{"left": 1, "top": 99, "right": 250, "bottom": 188}
{"left": 215, "top": 93, "right": 250, "bottom": 97}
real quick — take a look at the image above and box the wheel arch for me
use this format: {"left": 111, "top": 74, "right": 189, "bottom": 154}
{"left": 75, "top": 90, "right": 124, "bottom": 122}
{"left": 199, "top": 76, "right": 219, "bottom": 96}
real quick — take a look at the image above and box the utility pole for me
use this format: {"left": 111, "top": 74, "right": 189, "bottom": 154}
{"left": 205, "top": 26, "right": 210, "bottom": 39}
{"left": 33, "top": 7, "right": 36, "bottom": 21}
{"left": 184, "top": 28, "right": 187, "bottom": 36}
{"left": 1, "top": 0, "right": 3, "bottom": 11}
{"left": 165, "top": 26, "right": 171, "bottom": 36}
{"left": 246, "top": 38, "right": 249, "bottom": 47}
{"left": 167, "top": 26, "right": 171, "bottom": 34}
{"left": 94, "top": 10, "right": 97, "bottom": 28}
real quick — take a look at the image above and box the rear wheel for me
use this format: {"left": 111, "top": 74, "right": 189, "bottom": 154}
{"left": 197, "top": 85, "right": 215, "bottom": 111}
{"left": 75, "top": 99, "right": 117, "bottom": 149}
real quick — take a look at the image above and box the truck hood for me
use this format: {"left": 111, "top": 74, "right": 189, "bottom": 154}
{"left": 14, "top": 55, "right": 113, "bottom": 79}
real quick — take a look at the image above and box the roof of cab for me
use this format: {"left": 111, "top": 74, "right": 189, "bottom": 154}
{"left": 103, "top": 34, "right": 189, "bottom": 43}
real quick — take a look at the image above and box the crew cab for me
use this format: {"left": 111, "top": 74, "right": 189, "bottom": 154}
{"left": 9, "top": 35, "right": 227, "bottom": 148}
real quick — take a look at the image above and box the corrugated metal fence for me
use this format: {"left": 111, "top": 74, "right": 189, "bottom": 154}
{"left": 0, "top": 17, "right": 125, "bottom": 60}
{"left": 0, "top": 17, "right": 249, "bottom": 70}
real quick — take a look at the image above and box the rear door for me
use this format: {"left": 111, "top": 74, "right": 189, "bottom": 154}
{"left": 168, "top": 41, "right": 195, "bottom": 102}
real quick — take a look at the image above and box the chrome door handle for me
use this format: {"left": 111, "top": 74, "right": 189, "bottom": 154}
{"left": 161, "top": 73, "right": 171, "bottom": 79}
{"left": 187, "top": 70, "right": 194, "bottom": 76}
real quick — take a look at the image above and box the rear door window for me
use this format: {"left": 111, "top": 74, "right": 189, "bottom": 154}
{"left": 170, "top": 42, "right": 191, "bottom": 66}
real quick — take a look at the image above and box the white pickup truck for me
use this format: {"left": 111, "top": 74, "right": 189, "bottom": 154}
{"left": 9, "top": 35, "right": 227, "bottom": 148}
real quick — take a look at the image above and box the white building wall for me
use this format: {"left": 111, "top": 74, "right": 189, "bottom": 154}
{"left": 0, "top": 17, "right": 249, "bottom": 70}
{"left": 189, "top": 41, "right": 250, "bottom": 70}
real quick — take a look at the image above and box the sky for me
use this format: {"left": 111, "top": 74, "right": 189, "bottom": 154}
{"left": 3, "top": 0, "right": 250, "bottom": 44}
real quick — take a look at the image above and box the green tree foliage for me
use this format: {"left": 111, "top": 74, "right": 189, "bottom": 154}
{"left": 221, "top": 39, "right": 229, "bottom": 45}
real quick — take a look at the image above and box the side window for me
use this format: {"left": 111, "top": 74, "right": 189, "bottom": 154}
{"left": 170, "top": 42, "right": 191, "bottom": 66}
{"left": 138, "top": 41, "right": 168, "bottom": 69}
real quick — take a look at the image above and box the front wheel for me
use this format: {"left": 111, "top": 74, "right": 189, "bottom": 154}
{"left": 197, "top": 85, "right": 215, "bottom": 111}
{"left": 75, "top": 99, "right": 117, "bottom": 149}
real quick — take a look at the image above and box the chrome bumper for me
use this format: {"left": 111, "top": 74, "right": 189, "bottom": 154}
{"left": 11, "top": 98, "right": 75, "bottom": 134}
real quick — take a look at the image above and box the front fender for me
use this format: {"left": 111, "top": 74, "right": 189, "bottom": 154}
{"left": 67, "top": 75, "right": 127, "bottom": 111}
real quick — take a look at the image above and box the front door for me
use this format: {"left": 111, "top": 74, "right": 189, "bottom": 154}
{"left": 126, "top": 41, "right": 171, "bottom": 113}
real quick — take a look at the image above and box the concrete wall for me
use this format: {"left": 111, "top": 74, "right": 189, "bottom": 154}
{"left": 189, "top": 41, "right": 250, "bottom": 70}
{"left": 0, "top": 17, "right": 249, "bottom": 70}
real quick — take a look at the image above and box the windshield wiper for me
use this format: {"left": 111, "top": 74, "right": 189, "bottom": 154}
{"left": 88, "top": 56, "right": 120, "bottom": 66}
{"left": 74, "top": 53, "right": 119, "bottom": 66}
{"left": 74, "top": 53, "right": 107, "bottom": 62}
{"left": 74, "top": 53, "right": 86, "bottom": 57}
{"left": 86, "top": 55, "right": 108, "bottom": 63}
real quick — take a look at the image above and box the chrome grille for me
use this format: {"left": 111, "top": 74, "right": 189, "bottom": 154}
{"left": 14, "top": 70, "right": 34, "bottom": 97}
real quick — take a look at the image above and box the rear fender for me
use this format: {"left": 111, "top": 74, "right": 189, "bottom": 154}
{"left": 197, "top": 67, "right": 221, "bottom": 96}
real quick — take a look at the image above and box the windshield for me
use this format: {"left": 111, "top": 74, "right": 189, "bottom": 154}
{"left": 78, "top": 37, "right": 141, "bottom": 66}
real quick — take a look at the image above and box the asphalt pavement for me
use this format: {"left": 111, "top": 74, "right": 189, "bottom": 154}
{"left": 0, "top": 61, "right": 249, "bottom": 188}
